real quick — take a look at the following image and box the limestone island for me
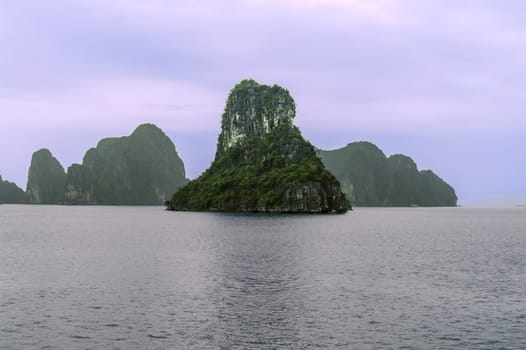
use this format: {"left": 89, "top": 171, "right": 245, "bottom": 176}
{"left": 166, "top": 79, "right": 349, "bottom": 213}
{"left": 24, "top": 124, "right": 187, "bottom": 205}
{"left": 318, "top": 142, "right": 457, "bottom": 207}
{"left": 0, "top": 174, "right": 28, "bottom": 204}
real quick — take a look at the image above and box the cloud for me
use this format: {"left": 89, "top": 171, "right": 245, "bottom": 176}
{"left": 1, "top": 0, "right": 526, "bottom": 199}
{"left": 0, "top": 76, "right": 223, "bottom": 132}
{"left": 2, "top": 0, "right": 525, "bottom": 135}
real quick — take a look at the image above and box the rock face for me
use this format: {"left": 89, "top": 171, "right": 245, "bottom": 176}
{"left": 0, "top": 174, "right": 28, "bottom": 204}
{"left": 64, "top": 164, "right": 96, "bottom": 204}
{"left": 26, "top": 149, "right": 66, "bottom": 204}
{"left": 167, "top": 79, "right": 348, "bottom": 213}
{"left": 217, "top": 81, "right": 295, "bottom": 152}
{"left": 318, "top": 141, "right": 457, "bottom": 207}
{"left": 387, "top": 154, "right": 420, "bottom": 206}
{"left": 64, "top": 123, "right": 187, "bottom": 205}
{"left": 416, "top": 170, "right": 458, "bottom": 207}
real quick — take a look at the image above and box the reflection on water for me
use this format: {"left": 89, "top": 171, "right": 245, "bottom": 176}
{"left": 1, "top": 206, "right": 525, "bottom": 349}
{"left": 206, "top": 215, "right": 305, "bottom": 348}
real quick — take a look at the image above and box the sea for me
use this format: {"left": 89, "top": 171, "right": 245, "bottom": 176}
{"left": 1, "top": 205, "right": 525, "bottom": 349}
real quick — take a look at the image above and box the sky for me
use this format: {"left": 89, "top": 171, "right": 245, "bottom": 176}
{"left": 1, "top": 0, "right": 525, "bottom": 204}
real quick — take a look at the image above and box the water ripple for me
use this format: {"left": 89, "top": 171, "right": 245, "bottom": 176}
{"left": 0, "top": 206, "right": 525, "bottom": 349}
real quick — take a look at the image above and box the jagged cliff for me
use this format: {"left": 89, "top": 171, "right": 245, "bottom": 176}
{"left": 0, "top": 174, "right": 28, "bottom": 204}
{"left": 318, "top": 141, "right": 457, "bottom": 207}
{"left": 167, "top": 79, "right": 349, "bottom": 213}
{"left": 416, "top": 170, "right": 457, "bottom": 207}
{"left": 64, "top": 164, "right": 96, "bottom": 204}
{"left": 26, "top": 149, "right": 66, "bottom": 204}
{"left": 64, "top": 123, "right": 187, "bottom": 205}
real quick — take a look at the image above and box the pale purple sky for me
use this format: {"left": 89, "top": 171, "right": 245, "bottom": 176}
{"left": 1, "top": 0, "right": 525, "bottom": 204}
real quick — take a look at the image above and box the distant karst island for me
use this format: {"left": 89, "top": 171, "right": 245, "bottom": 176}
{"left": 22, "top": 124, "right": 187, "bottom": 205}
{"left": 318, "top": 142, "right": 457, "bottom": 207}
{"left": 0, "top": 174, "right": 28, "bottom": 204}
{"left": 0, "top": 79, "right": 457, "bottom": 209}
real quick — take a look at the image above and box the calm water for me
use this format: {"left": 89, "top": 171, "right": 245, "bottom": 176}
{"left": 1, "top": 206, "right": 525, "bottom": 349}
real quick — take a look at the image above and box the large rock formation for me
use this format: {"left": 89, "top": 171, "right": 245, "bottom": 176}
{"left": 387, "top": 154, "right": 420, "bottom": 206}
{"left": 64, "top": 164, "right": 96, "bottom": 204}
{"left": 0, "top": 174, "right": 28, "bottom": 204}
{"left": 167, "top": 79, "right": 349, "bottom": 213}
{"left": 64, "top": 123, "right": 187, "bottom": 205}
{"left": 318, "top": 141, "right": 457, "bottom": 207}
{"left": 26, "top": 149, "right": 66, "bottom": 204}
{"left": 416, "top": 170, "right": 458, "bottom": 207}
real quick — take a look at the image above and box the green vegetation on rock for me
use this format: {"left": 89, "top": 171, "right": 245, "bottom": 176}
{"left": 416, "top": 170, "right": 457, "bottom": 207}
{"left": 65, "top": 123, "right": 187, "bottom": 205}
{"left": 387, "top": 154, "right": 420, "bottom": 206}
{"left": 26, "top": 149, "right": 66, "bottom": 204}
{"left": 64, "top": 164, "right": 96, "bottom": 204}
{"left": 167, "top": 79, "right": 348, "bottom": 213}
{"left": 318, "top": 141, "right": 457, "bottom": 207}
{"left": 0, "top": 174, "right": 28, "bottom": 204}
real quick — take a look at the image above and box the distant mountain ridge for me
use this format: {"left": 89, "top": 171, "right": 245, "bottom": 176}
{"left": 0, "top": 174, "right": 28, "bottom": 204}
{"left": 64, "top": 123, "right": 187, "bottom": 205}
{"left": 318, "top": 141, "right": 457, "bottom": 207}
{"left": 2, "top": 124, "right": 457, "bottom": 207}
{"left": 23, "top": 124, "right": 187, "bottom": 205}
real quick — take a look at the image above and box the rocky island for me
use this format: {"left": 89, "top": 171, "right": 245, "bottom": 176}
{"left": 318, "top": 141, "right": 457, "bottom": 207}
{"left": 166, "top": 79, "right": 349, "bottom": 213}
{"left": 0, "top": 174, "right": 28, "bottom": 204}
{"left": 64, "top": 123, "right": 188, "bottom": 205}
{"left": 26, "top": 149, "right": 66, "bottom": 204}
{"left": 23, "top": 124, "right": 187, "bottom": 205}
